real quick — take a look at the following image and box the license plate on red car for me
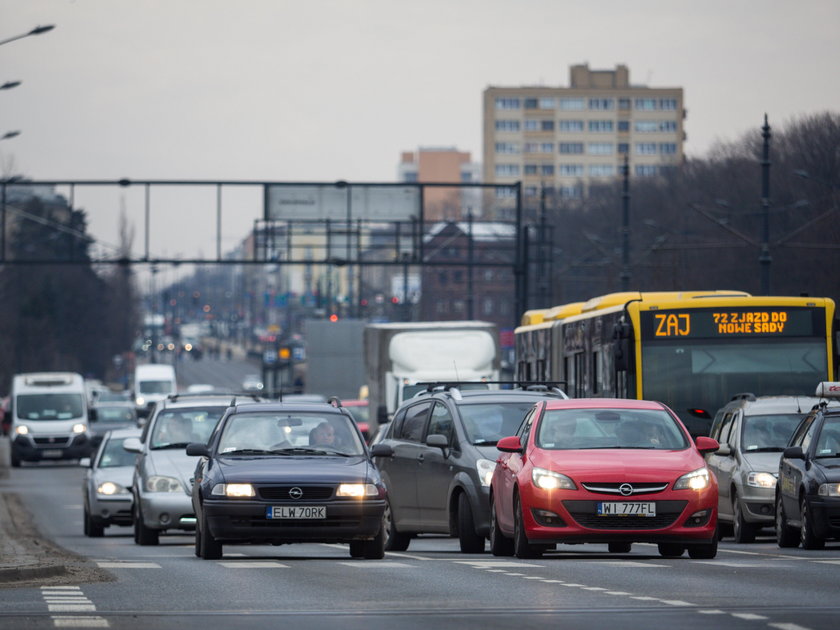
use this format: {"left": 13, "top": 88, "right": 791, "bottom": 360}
{"left": 597, "top": 502, "right": 656, "bottom": 517}
{"left": 266, "top": 506, "right": 326, "bottom": 519}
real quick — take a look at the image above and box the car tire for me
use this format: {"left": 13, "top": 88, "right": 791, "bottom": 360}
{"left": 608, "top": 542, "right": 632, "bottom": 553}
{"left": 194, "top": 520, "right": 203, "bottom": 557}
{"left": 84, "top": 506, "right": 104, "bottom": 538}
{"left": 361, "top": 523, "right": 386, "bottom": 560}
{"left": 348, "top": 541, "right": 365, "bottom": 558}
{"left": 657, "top": 543, "right": 685, "bottom": 558}
{"left": 197, "top": 512, "right": 223, "bottom": 559}
{"left": 775, "top": 494, "right": 798, "bottom": 548}
{"left": 383, "top": 498, "right": 411, "bottom": 552}
{"left": 489, "top": 495, "right": 514, "bottom": 557}
{"left": 134, "top": 504, "right": 159, "bottom": 546}
{"left": 732, "top": 494, "right": 756, "bottom": 544}
{"left": 513, "top": 494, "right": 542, "bottom": 559}
{"left": 799, "top": 498, "right": 825, "bottom": 550}
{"left": 687, "top": 537, "right": 718, "bottom": 559}
{"left": 457, "top": 493, "right": 485, "bottom": 554}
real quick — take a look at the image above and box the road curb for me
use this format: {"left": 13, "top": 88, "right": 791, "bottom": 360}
{"left": 0, "top": 563, "right": 67, "bottom": 583}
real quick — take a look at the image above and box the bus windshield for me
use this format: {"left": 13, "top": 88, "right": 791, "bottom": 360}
{"left": 642, "top": 339, "right": 827, "bottom": 427}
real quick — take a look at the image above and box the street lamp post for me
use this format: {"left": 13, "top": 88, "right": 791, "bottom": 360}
{"left": 759, "top": 114, "right": 772, "bottom": 295}
{"left": 620, "top": 153, "right": 631, "bottom": 291}
{"left": 0, "top": 25, "right": 55, "bottom": 47}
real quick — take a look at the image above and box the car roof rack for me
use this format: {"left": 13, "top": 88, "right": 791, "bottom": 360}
{"left": 327, "top": 396, "right": 343, "bottom": 408}
{"left": 167, "top": 392, "right": 264, "bottom": 402}
{"left": 730, "top": 392, "right": 757, "bottom": 402}
{"left": 414, "top": 381, "right": 568, "bottom": 398}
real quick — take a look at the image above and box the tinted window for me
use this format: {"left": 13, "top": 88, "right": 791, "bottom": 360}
{"left": 98, "top": 436, "right": 138, "bottom": 468}
{"left": 427, "top": 403, "right": 454, "bottom": 443}
{"left": 459, "top": 402, "right": 537, "bottom": 445}
{"left": 815, "top": 416, "right": 840, "bottom": 457}
{"left": 397, "top": 403, "right": 431, "bottom": 442}
{"left": 740, "top": 413, "right": 804, "bottom": 451}
{"left": 150, "top": 407, "right": 225, "bottom": 448}
{"left": 537, "top": 408, "right": 688, "bottom": 450}
{"left": 789, "top": 414, "right": 816, "bottom": 447}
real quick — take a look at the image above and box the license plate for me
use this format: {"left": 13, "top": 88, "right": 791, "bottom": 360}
{"left": 41, "top": 449, "right": 63, "bottom": 458}
{"left": 597, "top": 502, "right": 656, "bottom": 517}
{"left": 266, "top": 506, "right": 326, "bottom": 520}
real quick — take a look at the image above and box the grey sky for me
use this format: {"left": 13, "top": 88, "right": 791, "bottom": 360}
{"left": 2, "top": 0, "right": 839, "bottom": 264}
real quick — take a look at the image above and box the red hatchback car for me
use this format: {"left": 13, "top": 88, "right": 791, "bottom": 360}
{"left": 490, "top": 398, "right": 720, "bottom": 559}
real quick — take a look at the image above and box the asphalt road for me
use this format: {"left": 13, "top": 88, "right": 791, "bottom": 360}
{"left": 2, "top": 457, "right": 840, "bottom": 630}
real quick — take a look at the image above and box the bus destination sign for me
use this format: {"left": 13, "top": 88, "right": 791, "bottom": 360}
{"left": 640, "top": 308, "right": 821, "bottom": 339}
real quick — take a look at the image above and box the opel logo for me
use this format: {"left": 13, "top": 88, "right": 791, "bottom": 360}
{"left": 619, "top": 483, "right": 634, "bottom": 496}
{"left": 288, "top": 487, "right": 303, "bottom": 500}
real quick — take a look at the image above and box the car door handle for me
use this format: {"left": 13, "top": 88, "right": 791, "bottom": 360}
{"left": 416, "top": 453, "right": 425, "bottom": 463}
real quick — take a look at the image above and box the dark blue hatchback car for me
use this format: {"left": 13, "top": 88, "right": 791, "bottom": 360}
{"left": 187, "top": 400, "right": 393, "bottom": 559}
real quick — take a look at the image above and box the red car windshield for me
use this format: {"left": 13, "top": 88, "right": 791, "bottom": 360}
{"left": 536, "top": 408, "right": 689, "bottom": 450}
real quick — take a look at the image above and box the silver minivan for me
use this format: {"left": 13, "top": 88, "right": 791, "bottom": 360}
{"left": 707, "top": 393, "right": 833, "bottom": 542}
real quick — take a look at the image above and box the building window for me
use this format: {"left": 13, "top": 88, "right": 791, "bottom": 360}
{"left": 460, "top": 171, "right": 472, "bottom": 183}
{"left": 524, "top": 98, "right": 538, "bottom": 109}
{"left": 559, "top": 186, "right": 582, "bottom": 199}
{"left": 617, "top": 120, "right": 630, "bottom": 132}
{"left": 659, "top": 143, "right": 678, "bottom": 154}
{"left": 403, "top": 172, "right": 418, "bottom": 183}
{"left": 559, "top": 120, "right": 584, "bottom": 132}
{"left": 539, "top": 97, "right": 556, "bottom": 109}
{"left": 495, "top": 119, "right": 520, "bottom": 132}
{"left": 588, "top": 120, "right": 614, "bottom": 133}
{"left": 495, "top": 97, "right": 521, "bottom": 110}
{"left": 524, "top": 185, "right": 539, "bottom": 197}
{"left": 523, "top": 119, "right": 539, "bottom": 131}
{"left": 482, "top": 297, "right": 494, "bottom": 316}
{"left": 660, "top": 120, "right": 677, "bottom": 132}
{"left": 588, "top": 142, "right": 614, "bottom": 155}
{"left": 524, "top": 142, "right": 539, "bottom": 153}
{"left": 635, "top": 165, "right": 659, "bottom": 176}
{"left": 540, "top": 142, "right": 554, "bottom": 153}
{"left": 588, "top": 98, "right": 615, "bottom": 110}
{"left": 524, "top": 164, "right": 538, "bottom": 175}
{"left": 559, "top": 164, "right": 584, "bottom": 176}
{"left": 634, "top": 120, "right": 660, "bottom": 132}
{"left": 438, "top": 271, "right": 448, "bottom": 286}
{"left": 589, "top": 164, "right": 616, "bottom": 177}
{"left": 634, "top": 98, "right": 657, "bottom": 111}
{"left": 540, "top": 119, "right": 555, "bottom": 131}
{"left": 659, "top": 98, "right": 678, "bottom": 110}
{"left": 453, "top": 300, "right": 465, "bottom": 313}
{"left": 559, "top": 142, "right": 584, "bottom": 154}
{"left": 635, "top": 143, "right": 657, "bottom": 155}
{"left": 618, "top": 143, "right": 630, "bottom": 154}
{"left": 495, "top": 187, "right": 516, "bottom": 199}
{"left": 540, "top": 164, "right": 555, "bottom": 176}
{"left": 559, "top": 98, "right": 585, "bottom": 111}
{"left": 618, "top": 98, "right": 631, "bottom": 110}
{"left": 483, "top": 270, "right": 494, "bottom": 281}
{"left": 436, "top": 301, "right": 448, "bottom": 314}
{"left": 495, "top": 164, "right": 520, "bottom": 176}
{"left": 495, "top": 142, "right": 519, "bottom": 154}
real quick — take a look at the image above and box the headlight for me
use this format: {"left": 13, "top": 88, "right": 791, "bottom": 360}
{"left": 336, "top": 483, "right": 379, "bottom": 498}
{"left": 15, "top": 425, "right": 29, "bottom": 435}
{"left": 72, "top": 423, "right": 87, "bottom": 434}
{"left": 674, "top": 467, "right": 711, "bottom": 491}
{"left": 136, "top": 397, "right": 145, "bottom": 406}
{"left": 211, "top": 483, "right": 256, "bottom": 497}
{"left": 146, "top": 475, "right": 184, "bottom": 493}
{"left": 531, "top": 467, "right": 577, "bottom": 490}
{"left": 747, "top": 472, "right": 777, "bottom": 488}
{"left": 97, "top": 481, "right": 130, "bottom": 496}
{"left": 818, "top": 483, "right": 840, "bottom": 497}
{"left": 476, "top": 458, "right": 496, "bottom": 487}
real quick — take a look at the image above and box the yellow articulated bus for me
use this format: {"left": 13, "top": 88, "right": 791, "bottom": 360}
{"left": 515, "top": 291, "right": 837, "bottom": 437}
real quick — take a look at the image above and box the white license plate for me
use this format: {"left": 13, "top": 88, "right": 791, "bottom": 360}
{"left": 41, "top": 449, "right": 63, "bottom": 458}
{"left": 597, "top": 502, "right": 656, "bottom": 517}
{"left": 266, "top": 506, "right": 326, "bottom": 520}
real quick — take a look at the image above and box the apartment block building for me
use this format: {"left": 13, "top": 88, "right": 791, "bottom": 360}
{"left": 398, "top": 147, "right": 482, "bottom": 221}
{"left": 483, "top": 64, "right": 685, "bottom": 200}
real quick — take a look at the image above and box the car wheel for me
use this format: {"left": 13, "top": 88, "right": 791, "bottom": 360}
{"left": 348, "top": 541, "right": 365, "bottom": 558}
{"left": 361, "top": 521, "right": 386, "bottom": 560}
{"left": 775, "top": 494, "right": 798, "bottom": 548}
{"left": 84, "top": 505, "right": 104, "bottom": 538}
{"left": 608, "top": 542, "right": 632, "bottom": 553}
{"left": 799, "top": 498, "right": 825, "bottom": 550}
{"left": 732, "top": 493, "right": 756, "bottom": 544}
{"left": 657, "top": 543, "right": 685, "bottom": 558}
{"left": 383, "top": 498, "right": 410, "bottom": 551}
{"left": 489, "top": 494, "right": 514, "bottom": 557}
{"left": 194, "top": 520, "right": 203, "bottom": 557}
{"left": 457, "top": 493, "right": 485, "bottom": 554}
{"left": 197, "top": 512, "right": 223, "bottom": 559}
{"left": 687, "top": 537, "right": 718, "bottom": 559}
{"left": 513, "top": 494, "right": 542, "bottom": 559}
{"left": 11, "top": 453, "right": 21, "bottom": 468}
{"left": 134, "top": 503, "right": 159, "bottom": 546}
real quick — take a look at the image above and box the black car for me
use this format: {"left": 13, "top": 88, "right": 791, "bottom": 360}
{"left": 373, "top": 383, "right": 568, "bottom": 553}
{"left": 187, "top": 400, "right": 393, "bottom": 560}
{"left": 776, "top": 383, "right": 840, "bottom": 549}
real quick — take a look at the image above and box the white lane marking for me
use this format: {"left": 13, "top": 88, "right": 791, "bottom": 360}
{"left": 697, "top": 561, "right": 784, "bottom": 568}
{"left": 630, "top": 596, "right": 659, "bottom": 601}
{"left": 732, "top": 613, "right": 768, "bottom": 621}
{"left": 605, "top": 591, "right": 630, "bottom": 595}
{"left": 383, "top": 551, "right": 434, "bottom": 561}
{"left": 48, "top": 605, "right": 97, "bottom": 613}
{"left": 96, "top": 562, "right": 161, "bottom": 569}
{"left": 338, "top": 562, "right": 414, "bottom": 568}
{"left": 660, "top": 600, "right": 695, "bottom": 607}
{"left": 522, "top": 576, "right": 545, "bottom": 580}
{"left": 542, "top": 580, "right": 566, "bottom": 584}
{"left": 457, "top": 561, "right": 542, "bottom": 568}
{"left": 581, "top": 587, "right": 607, "bottom": 591}
{"left": 697, "top": 610, "right": 726, "bottom": 615}
{"left": 63, "top": 505, "right": 83, "bottom": 510}
{"left": 53, "top": 616, "right": 110, "bottom": 628}
{"left": 769, "top": 624, "right": 814, "bottom": 630}
{"left": 598, "top": 561, "right": 669, "bottom": 568}
{"left": 813, "top": 560, "right": 840, "bottom": 565}
{"left": 218, "top": 561, "right": 288, "bottom": 568}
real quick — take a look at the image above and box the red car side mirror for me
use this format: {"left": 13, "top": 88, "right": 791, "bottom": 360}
{"left": 497, "top": 435, "right": 523, "bottom": 453}
{"left": 694, "top": 436, "right": 719, "bottom": 455}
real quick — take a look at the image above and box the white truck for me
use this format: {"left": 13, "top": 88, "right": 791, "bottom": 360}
{"left": 9, "top": 372, "right": 92, "bottom": 467}
{"left": 133, "top": 363, "right": 177, "bottom": 417}
{"left": 363, "top": 321, "right": 500, "bottom": 431}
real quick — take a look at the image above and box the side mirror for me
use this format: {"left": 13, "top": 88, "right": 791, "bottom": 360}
{"left": 369, "top": 443, "right": 394, "bottom": 458}
{"left": 78, "top": 457, "right": 91, "bottom": 468}
{"left": 186, "top": 442, "right": 210, "bottom": 457}
{"left": 783, "top": 446, "right": 805, "bottom": 460}
{"left": 426, "top": 434, "right": 449, "bottom": 451}
{"left": 122, "top": 437, "right": 143, "bottom": 454}
{"left": 496, "top": 435, "right": 523, "bottom": 453}
{"left": 695, "top": 436, "right": 719, "bottom": 455}
{"left": 715, "top": 443, "right": 731, "bottom": 457}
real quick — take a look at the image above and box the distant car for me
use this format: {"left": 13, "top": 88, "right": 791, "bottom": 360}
{"left": 186, "top": 384, "right": 215, "bottom": 394}
{"left": 490, "top": 398, "right": 720, "bottom": 559}
{"left": 81, "top": 427, "right": 142, "bottom": 537}
{"left": 776, "top": 382, "right": 840, "bottom": 549}
{"left": 187, "top": 400, "right": 393, "bottom": 559}
{"left": 241, "top": 374, "right": 264, "bottom": 393}
{"left": 342, "top": 399, "right": 370, "bottom": 441}
{"left": 92, "top": 390, "right": 133, "bottom": 404}
{"left": 374, "top": 384, "right": 568, "bottom": 553}
{"left": 707, "top": 393, "right": 830, "bottom": 542}
{"left": 123, "top": 393, "right": 260, "bottom": 545}
{"left": 89, "top": 403, "right": 139, "bottom": 449}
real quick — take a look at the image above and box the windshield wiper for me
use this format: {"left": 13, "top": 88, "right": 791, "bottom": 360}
{"left": 472, "top": 439, "right": 498, "bottom": 446}
{"left": 222, "top": 448, "right": 273, "bottom": 456}
{"left": 745, "top": 446, "right": 784, "bottom": 453}
{"left": 269, "top": 447, "right": 330, "bottom": 455}
{"left": 151, "top": 442, "right": 191, "bottom": 450}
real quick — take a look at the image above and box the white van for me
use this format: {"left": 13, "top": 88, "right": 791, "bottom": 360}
{"left": 10, "top": 372, "right": 91, "bottom": 467}
{"left": 134, "top": 363, "right": 177, "bottom": 417}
